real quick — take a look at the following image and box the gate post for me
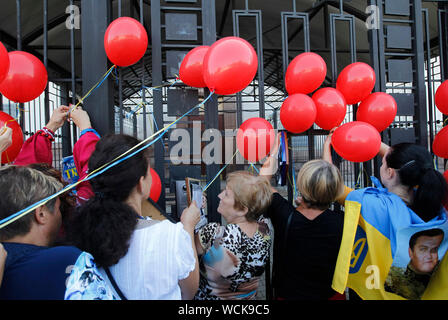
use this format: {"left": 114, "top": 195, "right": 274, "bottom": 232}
{"left": 81, "top": 0, "right": 115, "bottom": 136}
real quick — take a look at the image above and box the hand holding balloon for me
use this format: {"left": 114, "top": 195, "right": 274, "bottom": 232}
{"left": 322, "top": 127, "right": 337, "bottom": 164}
{"left": 69, "top": 106, "right": 92, "bottom": 132}
{"left": 45, "top": 106, "right": 70, "bottom": 133}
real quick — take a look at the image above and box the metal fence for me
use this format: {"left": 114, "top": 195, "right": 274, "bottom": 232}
{"left": 0, "top": 0, "right": 447, "bottom": 211}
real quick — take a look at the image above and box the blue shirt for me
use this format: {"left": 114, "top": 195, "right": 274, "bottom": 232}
{"left": 0, "top": 242, "right": 82, "bottom": 300}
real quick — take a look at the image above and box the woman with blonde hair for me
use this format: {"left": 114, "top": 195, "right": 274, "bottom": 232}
{"left": 261, "top": 149, "right": 345, "bottom": 299}
{"left": 194, "top": 171, "right": 273, "bottom": 300}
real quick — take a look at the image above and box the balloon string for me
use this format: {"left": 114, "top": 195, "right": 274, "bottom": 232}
{"left": 0, "top": 90, "right": 215, "bottom": 230}
{"left": 142, "top": 78, "right": 180, "bottom": 92}
{"left": 70, "top": 64, "right": 117, "bottom": 113}
{"left": 203, "top": 149, "right": 239, "bottom": 192}
{"left": 126, "top": 79, "right": 181, "bottom": 119}
{"left": 249, "top": 162, "right": 260, "bottom": 174}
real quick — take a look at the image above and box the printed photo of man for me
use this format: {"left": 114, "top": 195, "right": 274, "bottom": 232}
{"left": 384, "top": 228, "right": 444, "bottom": 300}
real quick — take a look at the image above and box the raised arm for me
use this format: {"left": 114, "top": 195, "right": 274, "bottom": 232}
{"left": 70, "top": 106, "right": 100, "bottom": 204}
{"left": 14, "top": 105, "right": 70, "bottom": 166}
{"left": 322, "top": 128, "right": 336, "bottom": 164}
{"left": 259, "top": 132, "right": 281, "bottom": 182}
{"left": 322, "top": 128, "right": 353, "bottom": 206}
{"left": 378, "top": 142, "right": 390, "bottom": 159}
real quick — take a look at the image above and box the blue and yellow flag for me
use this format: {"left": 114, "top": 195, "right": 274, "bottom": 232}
{"left": 332, "top": 177, "right": 448, "bottom": 300}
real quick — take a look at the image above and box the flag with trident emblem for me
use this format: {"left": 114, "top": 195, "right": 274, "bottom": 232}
{"left": 332, "top": 177, "right": 448, "bottom": 300}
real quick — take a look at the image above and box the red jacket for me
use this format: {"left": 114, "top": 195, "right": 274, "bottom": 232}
{"left": 14, "top": 127, "right": 100, "bottom": 204}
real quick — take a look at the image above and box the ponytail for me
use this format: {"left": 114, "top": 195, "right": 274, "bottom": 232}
{"left": 386, "top": 143, "right": 447, "bottom": 222}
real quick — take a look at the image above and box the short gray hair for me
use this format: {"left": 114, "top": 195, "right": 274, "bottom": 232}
{"left": 0, "top": 166, "right": 63, "bottom": 240}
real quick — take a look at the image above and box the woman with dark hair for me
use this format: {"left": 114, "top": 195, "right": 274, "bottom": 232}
{"left": 378, "top": 143, "right": 447, "bottom": 222}
{"left": 66, "top": 134, "right": 200, "bottom": 300}
{"left": 323, "top": 131, "right": 448, "bottom": 300}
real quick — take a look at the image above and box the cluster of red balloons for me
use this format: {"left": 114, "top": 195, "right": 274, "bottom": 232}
{"left": 433, "top": 80, "right": 448, "bottom": 159}
{"left": 179, "top": 37, "right": 258, "bottom": 95}
{"left": 331, "top": 63, "right": 396, "bottom": 162}
{"left": 279, "top": 55, "right": 398, "bottom": 163}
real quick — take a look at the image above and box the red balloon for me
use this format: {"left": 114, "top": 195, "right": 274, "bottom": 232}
{"left": 0, "top": 111, "right": 23, "bottom": 164}
{"left": 285, "top": 52, "right": 327, "bottom": 95}
{"left": 435, "top": 80, "right": 448, "bottom": 115}
{"left": 280, "top": 94, "right": 316, "bottom": 133}
{"left": 0, "top": 42, "right": 9, "bottom": 84}
{"left": 433, "top": 126, "right": 448, "bottom": 159}
{"left": 336, "top": 62, "right": 376, "bottom": 105}
{"left": 149, "top": 168, "right": 162, "bottom": 202}
{"left": 179, "top": 46, "right": 209, "bottom": 88}
{"left": 331, "top": 121, "right": 381, "bottom": 163}
{"left": 236, "top": 118, "right": 275, "bottom": 162}
{"left": 203, "top": 37, "right": 258, "bottom": 95}
{"left": 0, "top": 51, "right": 47, "bottom": 103}
{"left": 312, "top": 88, "right": 347, "bottom": 130}
{"left": 104, "top": 17, "right": 148, "bottom": 67}
{"left": 356, "top": 92, "right": 397, "bottom": 132}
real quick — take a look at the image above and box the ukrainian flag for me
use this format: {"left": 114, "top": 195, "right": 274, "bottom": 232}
{"left": 332, "top": 177, "right": 448, "bottom": 300}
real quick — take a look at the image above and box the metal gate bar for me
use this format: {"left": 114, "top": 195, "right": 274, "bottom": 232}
{"left": 233, "top": 5, "right": 265, "bottom": 122}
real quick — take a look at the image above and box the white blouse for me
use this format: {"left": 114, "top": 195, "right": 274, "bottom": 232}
{"left": 100, "top": 219, "right": 196, "bottom": 300}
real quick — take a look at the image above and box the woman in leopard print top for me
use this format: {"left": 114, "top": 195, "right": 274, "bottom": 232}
{"left": 194, "top": 171, "right": 273, "bottom": 300}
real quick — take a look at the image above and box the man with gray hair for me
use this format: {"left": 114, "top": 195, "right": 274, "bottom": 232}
{"left": 0, "top": 166, "right": 83, "bottom": 299}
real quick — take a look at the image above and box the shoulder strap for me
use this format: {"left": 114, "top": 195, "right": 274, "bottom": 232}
{"left": 104, "top": 267, "right": 127, "bottom": 300}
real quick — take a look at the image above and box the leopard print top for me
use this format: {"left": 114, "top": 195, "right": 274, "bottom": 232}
{"left": 194, "top": 218, "right": 271, "bottom": 300}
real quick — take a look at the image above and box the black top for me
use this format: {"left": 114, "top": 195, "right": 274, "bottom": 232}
{"left": 265, "top": 193, "right": 344, "bottom": 300}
